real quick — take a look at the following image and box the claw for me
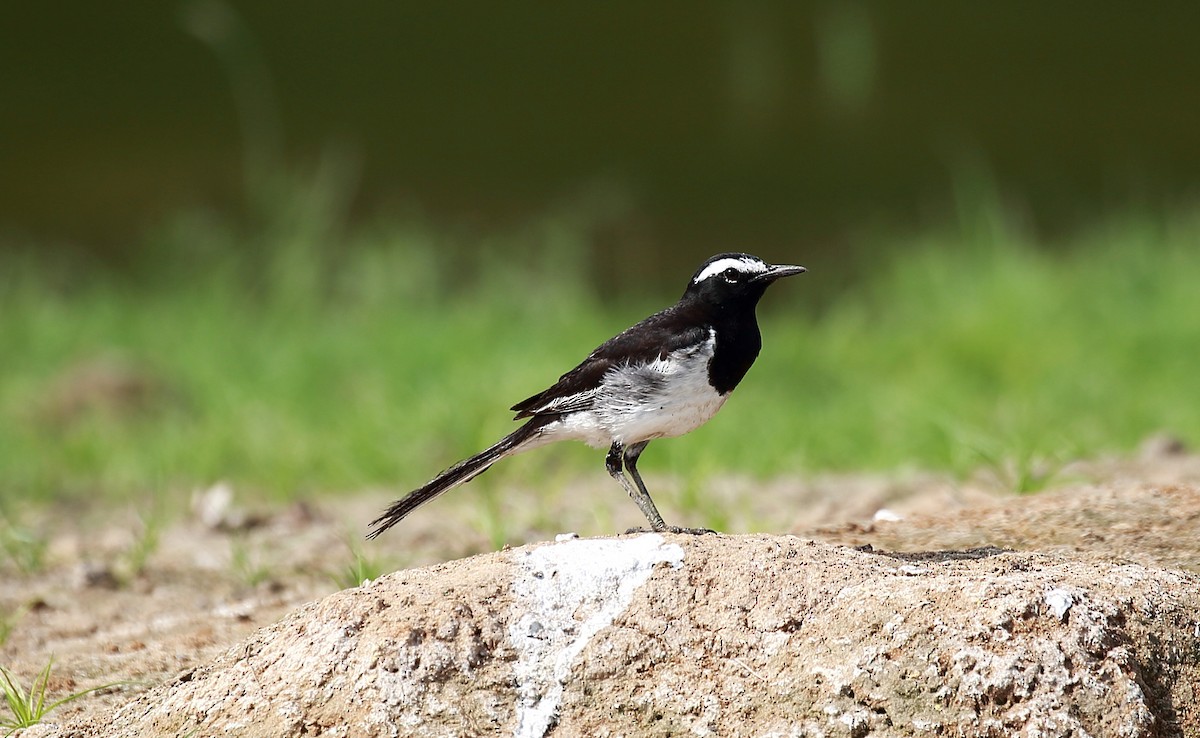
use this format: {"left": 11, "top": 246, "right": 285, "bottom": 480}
{"left": 624, "top": 525, "right": 717, "bottom": 535}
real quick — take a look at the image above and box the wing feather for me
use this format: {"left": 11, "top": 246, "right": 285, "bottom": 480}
{"left": 511, "top": 304, "right": 711, "bottom": 419}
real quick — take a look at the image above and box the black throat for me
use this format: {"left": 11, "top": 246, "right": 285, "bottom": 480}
{"left": 693, "top": 300, "right": 764, "bottom": 396}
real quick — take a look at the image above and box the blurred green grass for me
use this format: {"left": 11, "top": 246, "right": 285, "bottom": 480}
{"left": 2, "top": 197, "right": 1198, "bottom": 507}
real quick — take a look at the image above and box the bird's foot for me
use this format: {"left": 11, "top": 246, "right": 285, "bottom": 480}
{"left": 666, "top": 525, "right": 718, "bottom": 535}
{"left": 625, "top": 525, "right": 717, "bottom": 535}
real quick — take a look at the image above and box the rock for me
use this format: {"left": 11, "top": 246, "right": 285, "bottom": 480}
{"left": 1139, "top": 432, "right": 1189, "bottom": 460}
{"left": 57, "top": 535, "right": 1200, "bottom": 737}
{"left": 70, "top": 561, "right": 119, "bottom": 590}
{"left": 191, "top": 482, "right": 250, "bottom": 531}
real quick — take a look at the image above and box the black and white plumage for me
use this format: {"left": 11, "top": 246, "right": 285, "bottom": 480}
{"left": 367, "top": 253, "right": 805, "bottom": 539}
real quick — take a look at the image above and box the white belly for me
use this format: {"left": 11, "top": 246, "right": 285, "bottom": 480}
{"left": 539, "top": 331, "right": 729, "bottom": 448}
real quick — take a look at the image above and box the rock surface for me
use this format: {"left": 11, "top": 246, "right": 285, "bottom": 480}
{"left": 59, "top": 533, "right": 1200, "bottom": 737}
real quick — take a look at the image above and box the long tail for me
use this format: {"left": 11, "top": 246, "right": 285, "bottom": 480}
{"left": 367, "top": 417, "right": 552, "bottom": 539}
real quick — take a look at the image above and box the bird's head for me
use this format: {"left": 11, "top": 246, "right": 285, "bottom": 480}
{"left": 683, "top": 253, "right": 806, "bottom": 309}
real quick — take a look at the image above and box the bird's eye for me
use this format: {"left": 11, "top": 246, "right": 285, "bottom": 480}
{"left": 722, "top": 267, "right": 740, "bottom": 281}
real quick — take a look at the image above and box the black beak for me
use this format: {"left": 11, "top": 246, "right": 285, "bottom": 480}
{"left": 752, "top": 264, "right": 806, "bottom": 283}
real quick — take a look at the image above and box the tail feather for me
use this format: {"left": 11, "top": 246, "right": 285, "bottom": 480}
{"left": 367, "top": 417, "right": 550, "bottom": 539}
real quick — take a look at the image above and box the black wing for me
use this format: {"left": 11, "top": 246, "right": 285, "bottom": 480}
{"left": 511, "top": 303, "right": 712, "bottom": 419}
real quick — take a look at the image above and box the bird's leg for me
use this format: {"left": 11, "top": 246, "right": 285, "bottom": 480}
{"left": 621, "top": 442, "right": 716, "bottom": 536}
{"left": 606, "top": 442, "right": 668, "bottom": 533}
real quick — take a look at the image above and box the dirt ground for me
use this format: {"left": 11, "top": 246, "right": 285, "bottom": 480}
{"left": 2, "top": 441, "right": 1198, "bottom": 731}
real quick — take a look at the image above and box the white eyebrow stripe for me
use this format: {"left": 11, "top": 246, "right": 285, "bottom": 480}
{"left": 692, "top": 256, "right": 767, "bottom": 284}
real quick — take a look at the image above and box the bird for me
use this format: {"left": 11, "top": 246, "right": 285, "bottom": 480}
{"left": 367, "top": 252, "right": 805, "bottom": 539}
